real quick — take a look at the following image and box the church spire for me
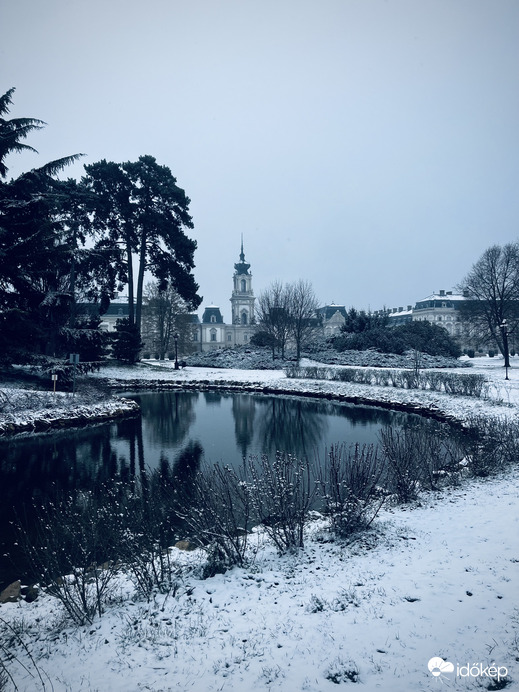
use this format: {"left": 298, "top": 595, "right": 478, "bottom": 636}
{"left": 235, "top": 235, "right": 250, "bottom": 274}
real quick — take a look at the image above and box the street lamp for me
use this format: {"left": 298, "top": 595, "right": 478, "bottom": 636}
{"left": 174, "top": 333, "right": 179, "bottom": 370}
{"left": 499, "top": 320, "right": 510, "bottom": 380}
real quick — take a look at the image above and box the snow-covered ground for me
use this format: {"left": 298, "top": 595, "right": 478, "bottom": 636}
{"left": 95, "top": 353, "right": 519, "bottom": 426}
{"left": 1, "top": 355, "right": 518, "bottom": 691}
{"left": 0, "top": 387, "right": 139, "bottom": 435}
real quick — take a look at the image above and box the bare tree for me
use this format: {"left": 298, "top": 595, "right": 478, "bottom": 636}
{"left": 141, "top": 282, "right": 190, "bottom": 359}
{"left": 256, "top": 279, "right": 320, "bottom": 359}
{"left": 289, "top": 279, "right": 320, "bottom": 359}
{"left": 458, "top": 242, "right": 519, "bottom": 367}
{"left": 256, "top": 281, "right": 293, "bottom": 358}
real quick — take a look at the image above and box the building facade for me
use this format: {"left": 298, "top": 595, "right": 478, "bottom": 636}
{"left": 316, "top": 304, "right": 347, "bottom": 337}
{"left": 192, "top": 242, "right": 256, "bottom": 352}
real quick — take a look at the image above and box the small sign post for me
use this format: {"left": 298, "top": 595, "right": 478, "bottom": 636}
{"left": 51, "top": 373, "right": 58, "bottom": 394}
{"left": 69, "top": 353, "right": 80, "bottom": 396}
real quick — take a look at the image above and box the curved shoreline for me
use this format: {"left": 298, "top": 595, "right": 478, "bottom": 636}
{"left": 1, "top": 361, "right": 513, "bottom": 436}
{"left": 108, "top": 377, "right": 465, "bottom": 427}
{"left": 0, "top": 397, "right": 140, "bottom": 437}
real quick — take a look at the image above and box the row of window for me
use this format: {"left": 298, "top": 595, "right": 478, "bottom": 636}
{"left": 192, "top": 330, "right": 249, "bottom": 342}
{"left": 209, "top": 312, "right": 249, "bottom": 324}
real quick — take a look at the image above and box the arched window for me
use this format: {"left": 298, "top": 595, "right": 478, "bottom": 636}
{"left": 241, "top": 311, "right": 248, "bottom": 325}
{"left": 241, "top": 279, "right": 247, "bottom": 292}
{"left": 210, "top": 315, "right": 216, "bottom": 323}
{"left": 210, "top": 328, "right": 217, "bottom": 342}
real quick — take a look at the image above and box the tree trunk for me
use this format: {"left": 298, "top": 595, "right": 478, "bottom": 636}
{"left": 126, "top": 236, "right": 135, "bottom": 326}
{"left": 135, "top": 229, "right": 147, "bottom": 332}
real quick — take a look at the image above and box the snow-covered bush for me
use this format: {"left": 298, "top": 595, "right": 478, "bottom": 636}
{"left": 285, "top": 365, "right": 487, "bottom": 398}
{"left": 19, "top": 491, "right": 122, "bottom": 625}
{"left": 172, "top": 461, "right": 253, "bottom": 575}
{"left": 245, "top": 452, "right": 316, "bottom": 553}
{"left": 315, "top": 443, "right": 385, "bottom": 537}
{"left": 460, "top": 415, "right": 519, "bottom": 477}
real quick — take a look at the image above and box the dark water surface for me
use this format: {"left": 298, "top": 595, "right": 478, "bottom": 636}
{"left": 0, "top": 390, "right": 428, "bottom": 588}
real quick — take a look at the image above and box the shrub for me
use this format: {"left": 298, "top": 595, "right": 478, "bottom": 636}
{"left": 489, "top": 350, "right": 495, "bottom": 357}
{"left": 285, "top": 365, "right": 488, "bottom": 399}
{"left": 316, "top": 443, "right": 385, "bottom": 537}
{"left": 334, "top": 319, "right": 461, "bottom": 358}
{"left": 246, "top": 452, "right": 316, "bottom": 553}
{"left": 19, "top": 490, "right": 123, "bottom": 625}
{"left": 459, "top": 415, "right": 519, "bottom": 477}
{"left": 466, "top": 349, "right": 475, "bottom": 358}
{"left": 172, "top": 462, "right": 253, "bottom": 572}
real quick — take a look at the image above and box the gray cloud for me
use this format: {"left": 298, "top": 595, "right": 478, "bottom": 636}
{"left": 2, "top": 0, "right": 518, "bottom": 317}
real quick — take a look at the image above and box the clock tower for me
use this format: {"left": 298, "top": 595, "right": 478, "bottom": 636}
{"left": 230, "top": 238, "right": 255, "bottom": 326}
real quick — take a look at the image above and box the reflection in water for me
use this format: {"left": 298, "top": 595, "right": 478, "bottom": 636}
{"left": 232, "top": 394, "right": 256, "bottom": 458}
{"left": 203, "top": 391, "right": 224, "bottom": 406}
{"left": 138, "top": 391, "right": 198, "bottom": 447}
{"left": 0, "top": 391, "right": 431, "bottom": 588}
{"left": 255, "top": 397, "right": 328, "bottom": 458}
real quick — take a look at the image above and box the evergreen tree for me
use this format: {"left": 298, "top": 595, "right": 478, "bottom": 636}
{"left": 111, "top": 318, "right": 143, "bottom": 364}
{"left": 84, "top": 156, "right": 201, "bottom": 337}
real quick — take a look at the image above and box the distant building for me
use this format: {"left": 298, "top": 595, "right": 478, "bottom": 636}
{"left": 316, "top": 304, "right": 347, "bottom": 337}
{"left": 412, "top": 290, "right": 466, "bottom": 339}
{"left": 376, "top": 289, "right": 490, "bottom": 352}
{"left": 192, "top": 241, "right": 256, "bottom": 351}
{"left": 99, "top": 300, "right": 130, "bottom": 332}
{"left": 386, "top": 306, "right": 413, "bottom": 326}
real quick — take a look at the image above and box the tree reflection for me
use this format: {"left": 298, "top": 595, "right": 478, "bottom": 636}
{"left": 255, "top": 397, "right": 328, "bottom": 458}
{"left": 231, "top": 394, "right": 256, "bottom": 458}
{"left": 137, "top": 391, "right": 198, "bottom": 446}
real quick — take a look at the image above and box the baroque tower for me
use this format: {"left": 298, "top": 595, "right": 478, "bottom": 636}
{"left": 230, "top": 238, "right": 255, "bottom": 325}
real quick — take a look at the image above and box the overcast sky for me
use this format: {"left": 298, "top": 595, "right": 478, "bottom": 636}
{"left": 2, "top": 0, "right": 518, "bottom": 317}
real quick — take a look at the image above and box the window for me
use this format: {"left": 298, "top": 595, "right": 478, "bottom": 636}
{"left": 193, "top": 331, "right": 198, "bottom": 341}
{"left": 241, "top": 312, "right": 248, "bottom": 325}
{"left": 210, "top": 328, "right": 217, "bottom": 342}
{"left": 210, "top": 315, "right": 216, "bottom": 323}
{"left": 227, "top": 333, "right": 232, "bottom": 341}
{"left": 241, "top": 279, "right": 247, "bottom": 292}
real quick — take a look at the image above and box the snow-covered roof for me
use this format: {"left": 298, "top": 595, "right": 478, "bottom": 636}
{"left": 416, "top": 291, "right": 466, "bottom": 303}
{"left": 201, "top": 306, "right": 224, "bottom": 323}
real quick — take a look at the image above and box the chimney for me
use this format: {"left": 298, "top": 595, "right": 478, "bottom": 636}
{"left": 407, "top": 305, "right": 412, "bottom": 311}
{"left": 439, "top": 289, "right": 445, "bottom": 296}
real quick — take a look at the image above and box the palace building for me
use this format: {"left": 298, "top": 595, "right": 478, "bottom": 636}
{"left": 192, "top": 241, "right": 256, "bottom": 351}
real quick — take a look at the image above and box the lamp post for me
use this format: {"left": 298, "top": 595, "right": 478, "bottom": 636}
{"left": 174, "top": 333, "right": 179, "bottom": 370}
{"left": 69, "top": 353, "right": 80, "bottom": 395}
{"left": 499, "top": 320, "right": 510, "bottom": 380}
